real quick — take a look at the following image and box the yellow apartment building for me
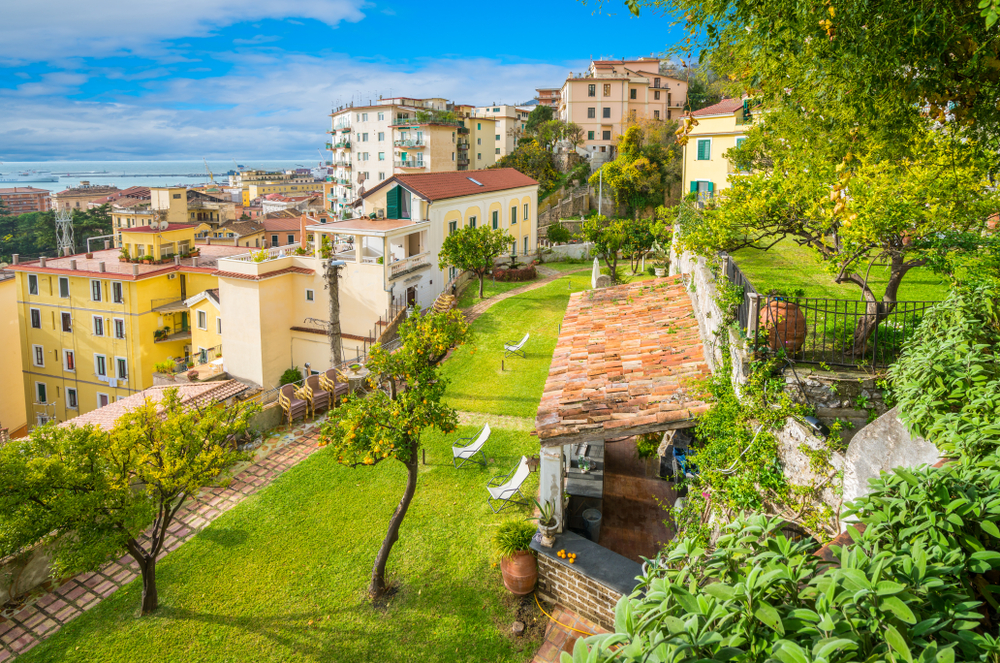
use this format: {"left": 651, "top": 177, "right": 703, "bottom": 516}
{"left": 8, "top": 230, "right": 246, "bottom": 427}
{"left": 0, "top": 270, "right": 27, "bottom": 437}
{"left": 184, "top": 288, "right": 223, "bottom": 360}
{"left": 215, "top": 168, "right": 539, "bottom": 389}
{"left": 473, "top": 104, "right": 531, "bottom": 157}
{"left": 681, "top": 98, "right": 751, "bottom": 200}
{"left": 244, "top": 182, "right": 324, "bottom": 207}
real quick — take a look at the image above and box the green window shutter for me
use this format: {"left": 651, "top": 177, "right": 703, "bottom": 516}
{"left": 386, "top": 186, "right": 399, "bottom": 219}
{"left": 708, "top": 182, "right": 715, "bottom": 192}
{"left": 690, "top": 181, "right": 698, "bottom": 193}
{"left": 697, "top": 139, "right": 710, "bottom": 160}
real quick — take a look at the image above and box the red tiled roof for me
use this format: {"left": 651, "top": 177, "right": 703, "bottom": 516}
{"left": 0, "top": 187, "right": 50, "bottom": 195}
{"left": 215, "top": 266, "right": 314, "bottom": 281}
{"left": 123, "top": 223, "right": 197, "bottom": 234}
{"left": 366, "top": 168, "right": 538, "bottom": 202}
{"left": 263, "top": 216, "right": 302, "bottom": 231}
{"left": 690, "top": 98, "right": 745, "bottom": 117}
{"left": 93, "top": 186, "right": 150, "bottom": 205}
{"left": 60, "top": 381, "right": 248, "bottom": 431}
{"left": 535, "top": 276, "right": 712, "bottom": 446}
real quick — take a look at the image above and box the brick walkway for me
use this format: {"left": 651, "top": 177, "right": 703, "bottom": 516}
{"left": 0, "top": 421, "right": 323, "bottom": 661}
{"left": 456, "top": 410, "right": 535, "bottom": 431}
{"left": 462, "top": 266, "right": 588, "bottom": 324}
{"left": 532, "top": 604, "right": 608, "bottom": 662}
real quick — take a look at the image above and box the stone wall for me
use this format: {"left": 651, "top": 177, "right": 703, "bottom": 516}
{"left": 535, "top": 554, "right": 621, "bottom": 630}
{"left": 0, "top": 542, "right": 57, "bottom": 608}
{"left": 782, "top": 367, "right": 890, "bottom": 445}
{"left": 774, "top": 417, "right": 846, "bottom": 514}
{"left": 542, "top": 242, "right": 594, "bottom": 261}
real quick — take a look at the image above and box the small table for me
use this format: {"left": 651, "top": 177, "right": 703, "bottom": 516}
{"left": 344, "top": 367, "right": 370, "bottom": 394}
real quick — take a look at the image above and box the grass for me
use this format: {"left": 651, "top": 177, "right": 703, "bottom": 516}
{"left": 456, "top": 277, "right": 529, "bottom": 309}
{"left": 17, "top": 425, "right": 542, "bottom": 663}
{"left": 442, "top": 271, "right": 593, "bottom": 418}
{"left": 732, "top": 239, "right": 949, "bottom": 301}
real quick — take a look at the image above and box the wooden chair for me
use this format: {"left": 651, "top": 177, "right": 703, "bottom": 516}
{"left": 302, "top": 374, "right": 331, "bottom": 417}
{"left": 278, "top": 384, "right": 307, "bottom": 426}
{"left": 321, "top": 369, "right": 350, "bottom": 403}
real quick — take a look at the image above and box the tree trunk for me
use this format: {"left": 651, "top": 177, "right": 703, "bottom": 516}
{"left": 478, "top": 273, "right": 486, "bottom": 299}
{"left": 138, "top": 557, "right": 158, "bottom": 615}
{"left": 846, "top": 253, "right": 910, "bottom": 358}
{"left": 369, "top": 451, "right": 419, "bottom": 600}
{"left": 327, "top": 262, "right": 343, "bottom": 365}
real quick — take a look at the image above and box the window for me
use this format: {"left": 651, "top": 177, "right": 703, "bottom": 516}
{"left": 603, "top": 130, "right": 612, "bottom": 140}
{"left": 35, "top": 382, "right": 47, "bottom": 404}
{"left": 496, "top": 134, "right": 500, "bottom": 140}
{"left": 216, "top": 317, "right": 222, "bottom": 334}
{"left": 477, "top": 137, "right": 481, "bottom": 145}
{"left": 197, "top": 310, "right": 207, "bottom": 330}
{"left": 588, "top": 84, "right": 596, "bottom": 97}
{"left": 305, "top": 289, "right": 315, "bottom": 302}
{"left": 59, "top": 276, "right": 69, "bottom": 298}
{"left": 469, "top": 216, "right": 477, "bottom": 229}
{"left": 667, "top": 93, "right": 672, "bottom": 106}
{"left": 477, "top": 152, "right": 482, "bottom": 160}
{"left": 523, "top": 203, "right": 529, "bottom": 221}
{"left": 654, "top": 90, "right": 661, "bottom": 101}
{"left": 93, "top": 315, "right": 104, "bottom": 336}
{"left": 28, "top": 274, "right": 38, "bottom": 295}
{"left": 448, "top": 220, "right": 457, "bottom": 235}
{"left": 603, "top": 83, "right": 611, "bottom": 96}
{"left": 61, "top": 312, "right": 72, "bottom": 332}
{"left": 64, "top": 349, "right": 75, "bottom": 371}
{"left": 477, "top": 122, "right": 481, "bottom": 130}
{"left": 736, "top": 136, "right": 748, "bottom": 148}
{"left": 94, "top": 354, "right": 107, "bottom": 377}
{"left": 378, "top": 131, "right": 384, "bottom": 141}
{"left": 667, "top": 109, "right": 672, "bottom": 120}
{"left": 588, "top": 130, "right": 595, "bottom": 140}
{"left": 696, "top": 138, "right": 711, "bottom": 160}
{"left": 495, "top": 148, "right": 500, "bottom": 154}
{"left": 90, "top": 279, "right": 102, "bottom": 302}
{"left": 379, "top": 172, "right": 385, "bottom": 180}
{"left": 362, "top": 132, "right": 368, "bottom": 141}
{"left": 30, "top": 308, "right": 41, "bottom": 329}
{"left": 67, "top": 388, "right": 78, "bottom": 409}
{"left": 511, "top": 206, "right": 518, "bottom": 224}
{"left": 492, "top": 210, "right": 499, "bottom": 229}
{"left": 587, "top": 107, "right": 596, "bottom": 119}
{"left": 362, "top": 113, "right": 368, "bottom": 121}
{"left": 115, "top": 357, "right": 128, "bottom": 380}
{"left": 630, "top": 88, "right": 637, "bottom": 100}
{"left": 378, "top": 152, "right": 385, "bottom": 161}
{"left": 112, "top": 281, "right": 123, "bottom": 303}
{"left": 287, "top": 234, "right": 294, "bottom": 244}
{"left": 654, "top": 110, "right": 660, "bottom": 120}
{"left": 378, "top": 112, "right": 384, "bottom": 121}
{"left": 32, "top": 344, "right": 44, "bottom": 367}
{"left": 602, "top": 107, "right": 611, "bottom": 119}
{"left": 524, "top": 236, "right": 529, "bottom": 255}
{"left": 173, "top": 193, "right": 182, "bottom": 199}
{"left": 271, "top": 234, "right": 279, "bottom": 246}
{"left": 654, "top": 77, "right": 661, "bottom": 88}
{"left": 97, "top": 393, "right": 109, "bottom": 408}
{"left": 452, "top": 152, "right": 455, "bottom": 161}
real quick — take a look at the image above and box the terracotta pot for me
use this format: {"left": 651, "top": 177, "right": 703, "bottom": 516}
{"left": 763, "top": 300, "right": 807, "bottom": 352}
{"left": 500, "top": 551, "right": 538, "bottom": 595}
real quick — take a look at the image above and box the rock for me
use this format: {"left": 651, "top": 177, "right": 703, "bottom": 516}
{"left": 512, "top": 621, "right": 525, "bottom": 636}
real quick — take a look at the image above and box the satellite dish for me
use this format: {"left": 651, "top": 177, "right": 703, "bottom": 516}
{"left": 160, "top": 220, "right": 169, "bottom": 230}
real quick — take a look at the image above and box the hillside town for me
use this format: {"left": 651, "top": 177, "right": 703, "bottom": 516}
{"left": 1, "top": 1, "right": 1000, "bottom": 661}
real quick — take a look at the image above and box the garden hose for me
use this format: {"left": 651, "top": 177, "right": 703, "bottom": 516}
{"left": 534, "top": 591, "right": 596, "bottom": 636}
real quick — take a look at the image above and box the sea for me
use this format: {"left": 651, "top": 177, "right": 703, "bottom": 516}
{"left": 0, "top": 160, "right": 323, "bottom": 193}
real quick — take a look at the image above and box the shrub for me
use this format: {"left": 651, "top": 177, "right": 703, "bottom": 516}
{"left": 279, "top": 366, "right": 302, "bottom": 386}
{"left": 492, "top": 265, "right": 537, "bottom": 282}
{"left": 636, "top": 433, "right": 660, "bottom": 458}
{"left": 492, "top": 520, "right": 536, "bottom": 559}
{"left": 153, "top": 361, "right": 175, "bottom": 374}
{"left": 546, "top": 222, "right": 573, "bottom": 244}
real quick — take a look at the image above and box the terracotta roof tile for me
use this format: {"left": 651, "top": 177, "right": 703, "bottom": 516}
{"left": 535, "top": 276, "right": 712, "bottom": 446}
{"left": 215, "top": 266, "right": 314, "bottom": 281}
{"left": 690, "top": 98, "right": 745, "bottom": 117}
{"left": 365, "top": 168, "right": 537, "bottom": 202}
{"left": 262, "top": 216, "right": 302, "bottom": 231}
{"left": 123, "top": 223, "right": 197, "bottom": 233}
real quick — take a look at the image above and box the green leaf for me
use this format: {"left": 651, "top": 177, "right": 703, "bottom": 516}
{"left": 754, "top": 603, "right": 785, "bottom": 635}
{"left": 881, "top": 596, "right": 917, "bottom": 624}
{"left": 936, "top": 646, "right": 955, "bottom": 663}
{"left": 703, "top": 582, "right": 735, "bottom": 602}
{"left": 980, "top": 520, "right": 1000, "bottom": 538}
{"left": 886, "top": 625, "right": 914, "bottom": 663}
{"left": 771, "top": 640, "right": 808, "bottom": 663}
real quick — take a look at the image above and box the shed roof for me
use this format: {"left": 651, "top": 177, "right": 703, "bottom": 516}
{"left": 535, "top": 276, "right": 712, "bottom": 446}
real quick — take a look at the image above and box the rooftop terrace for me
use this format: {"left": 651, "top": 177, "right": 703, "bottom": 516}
{"left": 8, "top": 245, "right": 248, "bottom": 279}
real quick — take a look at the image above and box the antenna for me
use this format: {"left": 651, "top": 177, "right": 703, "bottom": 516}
{"left": 55, "top": 209, "right": 74, "bottom": 255}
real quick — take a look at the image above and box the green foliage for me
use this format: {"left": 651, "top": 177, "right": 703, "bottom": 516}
{"left": 636, "top": 433, "right": 661, "bottom": 459}
{"left": 153, "top": 361, "right": 175, "bottom": 374}
{"left": 545, "top": 221, "right": 572, "bottom": 244}
{"left": 890, "top": 281, "right": 1000, "bottom": 458}
{"left": 588, "top": 123, "right": 681, "bottom": 217}
{"left": 279, "top": 366, "right": 302, "bottom": 386}
{"left": 491, "top": 139, "right": 560, "bottom": 193}
{"left": 438, "top": 225, "right": 512, "bottom": 299}
{"left": 570, "top": 513, "right": 987, "bottom": 662}
{"left": 493, "top": 519, "right": 536, "bottom": 558}
{"left": 0, "top": 204, "right": 112, "bottom": 261}
{"left": 524, "top": 105, "right": 554, "bottom": 134}
{"left": 567, "top": 159, "right": 591, "bottom": 187}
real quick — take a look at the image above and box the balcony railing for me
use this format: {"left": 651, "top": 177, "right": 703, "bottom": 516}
{"left": 324, "top": 142, "right": 333, "bottom": 150}
{"left": 388, "top": 252, "right": 431, "bottom": 279}
{"left": 334, "top": 141, "right": 351, "bottom": 149}
{"left": 393, "top": 139, "right": 426, "bottom": 147}
{"left": 225, "top": 245, "right": 300, "bottom": 263}
{"left": 391, "top": 117, "right": 463, "bottom": 127}
{"left": 394, "top": 160, "right": 426, "bottom": 169}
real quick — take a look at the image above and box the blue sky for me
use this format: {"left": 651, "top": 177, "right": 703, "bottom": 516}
{"left": 0, "top": 0, "right": 686, "bottom": 161}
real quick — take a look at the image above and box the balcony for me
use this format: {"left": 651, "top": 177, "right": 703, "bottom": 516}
{"left": 391, "top": 117, "right": 463, "bottom": 127}
{"left": 393, "top": 139, "right": 426, "bottom": 148}
{"left": 334, "top": 141, "right": 351, "bottom": 149}
{"left": 324, "top": 142, "right": 333, "bottom": 150}
{"left": 154, "top": 328, "right": 192, "bottom": 344}
{"left": 394, "top": 160, "right": 426, "bottom": 169}
{"left": 388, "top": 252, "right": 431, "bottom": 279}
{"left": 151, "top": 298, "right": 187, "bottom": 313}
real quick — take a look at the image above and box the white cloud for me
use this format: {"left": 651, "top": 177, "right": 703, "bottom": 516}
{"left": 0, "top": 55, "right": 571, "bottom": 159}
{"left": 0, "top": 0, "right": 367, "bottom": 62}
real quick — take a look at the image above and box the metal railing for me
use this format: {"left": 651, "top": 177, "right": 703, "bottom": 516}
{"left": 393, "top": 139, "right": 426, "bottom": 147}
{"left": 334, "top": 141, "right": 351, "bottom": 149}
{"left": 388, "top": 252, "right": 431, "bottom": 278}
{"left": 173, "top": 344, "right": 223, "bottom": 374}
{"left": 394, "top": 160, "right": 426, "bottom": 168}
{"left": 720, "top": 253, "right": 757, "bottom": 332}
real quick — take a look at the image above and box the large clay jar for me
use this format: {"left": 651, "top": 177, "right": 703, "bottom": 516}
{"left": 763, "top": 300, "right": 807, "bottom": 352}
{"left": 500, "top": 551, "right": 538, "bottom": 595}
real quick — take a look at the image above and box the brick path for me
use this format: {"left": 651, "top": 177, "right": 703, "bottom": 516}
{"left": 532, "top": 604, "right": 608, "bottom": 662}
{"left": 0, "top": 421, "right": 323, "bottom": 661}
{"left": 456, "top": 410, "right": 535, "bottom": 431}
{"left": 462, "top": 266, "right": 588, "bottom": 324}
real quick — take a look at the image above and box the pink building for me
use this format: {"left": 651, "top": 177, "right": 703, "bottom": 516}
{"left": 557, "top": 59, "right": 687, "bottom": 156}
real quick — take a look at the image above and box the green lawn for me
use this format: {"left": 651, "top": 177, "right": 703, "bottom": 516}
{"left": 456, "top": 277, "right": 530, "bottom": 309}
{"left": 442, "top": 272, "right": 592, "bottom": 419}
{"left": 732, "top": 239, "right": 949, "bottom": 301}
{"left": 18, "top": 426, "right": 541, "bottom": 663}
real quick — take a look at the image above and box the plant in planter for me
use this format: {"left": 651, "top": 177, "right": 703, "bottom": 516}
{"left": 532, "top": 499, "right": 559, "bottom": 548}
{"left": 376, "top": 256, "right": 383, "bottom": 264}
{"left": 493, "top": 519, "right": 538, "bottom": 595}
{"left": 85, "top": 252, "right": 94, "bottom": 260}
{"left": 153, "top": 361, "right": 175, "bottom": 375}
{"left": 186, "top": 370, "right": 199, "bottom": 381}
{"left": 153, "top": 327, "right": 170, "bottom": 341}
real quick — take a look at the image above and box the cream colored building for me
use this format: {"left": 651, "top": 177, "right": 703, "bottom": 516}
{"left": 0, "top": 270, "right": 27, "bottom": 438}
{"left": 473, "top": 105, "right": 531, "bottom": 158}
{"left": 681, "top": 99, "right": 750, "bottom": 201}
{"left": 51, "top": 182, "right": 120, "bottom": 211}
{"left": 216, "top": 168, "right": 539, "bottom": 389}
{"left": 556, "top": 58, "right": 687, "bottom": 156}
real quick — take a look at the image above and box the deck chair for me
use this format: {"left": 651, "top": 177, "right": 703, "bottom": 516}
{"left": 487, "top": 455, "right": 531, "bottom": 514}
{"left": 278, "top": 384, "right": 307, "bottom": 426}
{"left": 504, "top": 333, "right": 530, "bottom": 359}
{"left": 452, "top": 423, "right": 491, "bottom": 469}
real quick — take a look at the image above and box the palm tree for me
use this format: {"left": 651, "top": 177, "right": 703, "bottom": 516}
{"left": 326, "top": 260, "right": 344, "bottom": 365}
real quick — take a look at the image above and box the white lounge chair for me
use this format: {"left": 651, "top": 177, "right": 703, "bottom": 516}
{"left": 487, "top": 455, "right": 531, "bottom": 514}
{"left": 504, "top": 333, "right": 529, "bottom": 359}
{"left": 452, "top": 423, "right": 491, "bottom": 469}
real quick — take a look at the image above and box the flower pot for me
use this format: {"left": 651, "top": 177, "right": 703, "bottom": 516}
{"left": 654, "top": 267, "right": 666, "bottom": 277}
{"left": 538, "top": 518, "right": 560, "bottom": 548}
{"left": 763, "top": 300, "right": 807, "bottom": 353}
{"left": 500, "top": 551, "right": 537, "bottom": 595}
{"left": 85, "top": 253, "right": 94, "bottom": 259}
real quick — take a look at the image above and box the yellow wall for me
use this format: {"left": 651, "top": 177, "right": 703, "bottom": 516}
{"left": 121, "top": 225, "right": 202, "bottom": 260}
{"left": 245, "top": 182, "right": 319, "bottom": 207}
{"left": 189, "top": 297, "right": 222, "bottom": 354}
{"left": 682, "top": 111, "right": 748, "bottom": 196}
{"left": 0, "top": 277, "right": 27, "bottom": 436}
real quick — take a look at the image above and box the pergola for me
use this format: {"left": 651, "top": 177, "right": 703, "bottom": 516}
{"left": 534, "top": 276, "right": 713, "bottom": 530}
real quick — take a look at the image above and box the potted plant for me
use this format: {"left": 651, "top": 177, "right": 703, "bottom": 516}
{"left": 186, "top": 369, "right": 199, "bottom": 381}
{"left": 85, "top": 252, "right": 94, "bottom": 259}
{"left": 153, "top": 327, "right": 169, "bottom": 341}
{"left": 153, "top": 360, "right": 175, "bottom": 377}
{"left": 493, "top": 519, "right": 538, "bottom": 595}
{"left": 532, "top": 499, "right": 560, "bottom": 548}
{"left": 376, "top": 256, "right": 384, "bottom": 264}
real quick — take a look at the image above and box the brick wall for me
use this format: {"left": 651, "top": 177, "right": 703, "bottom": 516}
{"left": 535, "top": 553, "right": 622, "bottom": 630}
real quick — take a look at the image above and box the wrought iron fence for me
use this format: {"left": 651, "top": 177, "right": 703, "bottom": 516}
{"left": 173, "top": 344, "right": 223, "bottom": 373}
{"left": 719, "top": 253, "right": 757, "bottom": 332}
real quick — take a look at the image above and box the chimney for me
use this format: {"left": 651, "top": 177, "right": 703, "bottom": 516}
{"left": 104, "top": 240, "right": 110, "bottom": 250}
{"left": 99, "top": 261, "right": 106, "bottom": 273}
{"left": 69, "top": 259, "right": 77, "bottom": 270}
{"left": 132, "top": 264, "right": 139, "bottom": 277}
{"left": 39, "top": 257, "right": 47, "bottom": 267}
{"left": 12, "top": 254, "right": 18, "bottom": 265}
{"left": 63, "top": 247, "right": 71, "bottom": 257}
{"left": 174, "top": 256, "right": 180, "bottom": 266}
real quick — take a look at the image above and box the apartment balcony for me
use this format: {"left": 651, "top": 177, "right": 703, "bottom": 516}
{"left": 391, "top": 117, "right": 462, "bottom": 127}
{"left": 337, "top": 177, "right": 352, "bottom": 185}
{"left": 393, "top": 139, "right": 426, "bottom": 148}
{"left": 388, "top": 252, "right": 431, "bottom": 279}
{"left": 324, "top": 142, "right": 333, "bottom": 150}
{"left": 335, "top": 161, "right": 352, "bottom": 168}
{"left": 151, "top": 298, "right": 188, "bottom": 313}
{"left": 154, "top": 329, "right": 192, "bottom": 344}
{"left": 457, "top": 157, "right": 470, "bottom": 167}
{"left": 394, "top": 160, "right": 426, "bottom": 169}
{"left": 334, "top": 141, "right": 351, "bottom": 149}
{"left": 338, "top": 126, "right": 351, "bottom": 133}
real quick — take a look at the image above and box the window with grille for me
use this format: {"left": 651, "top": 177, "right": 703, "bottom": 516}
{"left": 65, "top": 350, "right": 75, "bottom": 371}
{"left": 62, "top": 312, "right": 72, "bottom": 332}
{"left": 30, "top": 308, "right": 41, "bottom": 328}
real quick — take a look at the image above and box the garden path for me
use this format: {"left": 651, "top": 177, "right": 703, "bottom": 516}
{"left": 462, "top": 266, "right": 589, "bottom": 324}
